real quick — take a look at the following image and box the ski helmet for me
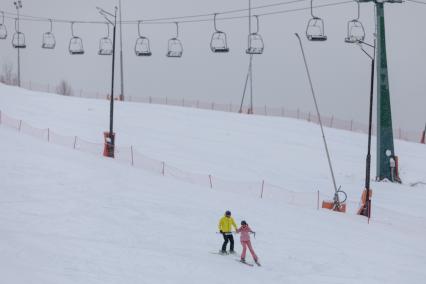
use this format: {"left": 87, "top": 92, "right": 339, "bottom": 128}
{"left": 241, "top": 220, "right": 247, "bottom": 226}
{"left": 225, "top": 210, "right": 231, "bottom": 216}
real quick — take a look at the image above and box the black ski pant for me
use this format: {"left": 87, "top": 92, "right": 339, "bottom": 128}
{"left": 221, "top": 233, "right": 234, "bottom": 252}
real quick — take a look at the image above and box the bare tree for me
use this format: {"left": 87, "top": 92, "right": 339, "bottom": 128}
{"left": 56, "top": 80, "right": 73, "bottom": 96}
{"left": 0, "top": 62, "right": 18, "bottom": 85}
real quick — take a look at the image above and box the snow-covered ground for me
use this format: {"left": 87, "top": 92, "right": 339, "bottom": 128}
{"left": 1, "top": 83, "right": 425, "bottom": 283}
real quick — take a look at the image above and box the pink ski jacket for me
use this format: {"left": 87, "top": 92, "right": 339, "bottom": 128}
{"left": 236, "top": 225, "right": 254, "bottom": 242}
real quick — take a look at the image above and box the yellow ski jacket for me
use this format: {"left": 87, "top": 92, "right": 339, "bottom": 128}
{"left": 218, "top": 216, "right": 238, "bottom": 233}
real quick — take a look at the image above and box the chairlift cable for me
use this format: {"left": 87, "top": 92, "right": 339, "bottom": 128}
{"left": 3, "top": 0, "right": 310, "bottom": 23}
{"left": 0, "top": 0, "right": 354, "bottom": 26}
{"left": 406, "top": 0, "right": 426, "bottom": 4}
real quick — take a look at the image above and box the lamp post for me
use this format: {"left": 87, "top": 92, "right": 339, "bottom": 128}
{"left": 97, "top": 6, "right": 117, "bottom": 158}
{"left": 119, "top": 0, "right": 124, "bottom": 101}
{"left": 13, "top": 0, "right": 22, "bottom": 87}
{"left": 356, "top": 39, "right": 376, "bottom": 219}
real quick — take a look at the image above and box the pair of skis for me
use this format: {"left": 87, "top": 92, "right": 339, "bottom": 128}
{"left": 236, "top": 259, "right": 261, "bottom": 267}
{"left": 210, "top": 251, "right": 261, "bottom": 267}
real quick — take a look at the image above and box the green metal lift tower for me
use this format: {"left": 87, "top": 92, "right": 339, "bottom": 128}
{"left": 358, "top": 0, "right": 401, "bottom": 181}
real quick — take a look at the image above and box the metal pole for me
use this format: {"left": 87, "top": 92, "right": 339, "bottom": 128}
{"left": 249, "top": 54, "right": 253, "bottom": 113}
{"left": 248, "top": 0, "right": 253, "bottom": 114}
{"left": 119, "top": 0, "right": 124, "bottom": 101}
{"left": 295, "top": 33, "right": 339, "bottom": 198}
{"left": 363, "top": 40, "right": 376, "bottom": 218}
{"left": 239, "top": 61, "right": 251, "bottom": 113}
{"left": 16, "top": 3, "right": 21, "bottom": 87}
{"left": 248, "top": 0, "right": 252, "bottom": 35}
{"left": 109, "top": 9, "right": 117, "bottom": 145}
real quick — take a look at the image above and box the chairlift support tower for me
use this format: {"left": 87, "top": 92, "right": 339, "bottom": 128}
{"left": 358, "top": 0, "right": 401, "bottom": 181}
{"left": 13, "top": 0, "right": 23, "bottom": 87}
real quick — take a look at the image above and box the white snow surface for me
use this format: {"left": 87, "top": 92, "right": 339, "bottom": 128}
{"left": 1, "top": 83, "right": 425, "bottom": 283}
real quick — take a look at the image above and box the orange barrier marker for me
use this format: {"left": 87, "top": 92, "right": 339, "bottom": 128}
{"left": 357, "top": 189, "right": 373, "bottom": 217}
{"left": 103, "top": 131, "right": 115, "bottom": 158}
{"left": 322, "top": 200, "right": 346, "bottom": 213}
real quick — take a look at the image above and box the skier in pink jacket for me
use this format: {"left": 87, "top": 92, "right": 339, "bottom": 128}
{"left": 236, "top": 220, "right": 260, "bottom": 265}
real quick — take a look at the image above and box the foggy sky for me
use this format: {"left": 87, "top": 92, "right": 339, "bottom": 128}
{"left": 0, "top": 0, "right": 425, "bottom": 131}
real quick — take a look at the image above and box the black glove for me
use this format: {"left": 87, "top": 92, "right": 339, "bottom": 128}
{"left": 220, "top": 230, "right": 223, "bottom": 234}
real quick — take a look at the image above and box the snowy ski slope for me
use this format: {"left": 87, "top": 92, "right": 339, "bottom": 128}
{"left": 1, "top": 83, "right": 425, "bottom": 283}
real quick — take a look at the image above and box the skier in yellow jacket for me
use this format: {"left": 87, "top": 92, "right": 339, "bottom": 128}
{"left": 218, "top": 210, "right": 238, "bottom": 254}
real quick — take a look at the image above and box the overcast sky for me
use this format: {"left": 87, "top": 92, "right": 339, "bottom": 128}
{"left": 0, "top": 0, "right": 425, "bottom": 131}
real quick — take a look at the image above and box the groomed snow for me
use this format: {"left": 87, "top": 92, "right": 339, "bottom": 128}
{"left": 1, "top": 83, "right": 425, "bottom": 283}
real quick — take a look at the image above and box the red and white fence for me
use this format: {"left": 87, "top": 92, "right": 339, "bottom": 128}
{"left": 15, "top": 80, "right": 424, "bottom": 144}
{"left": 0, "top": 109, "right": 326, "bottom": 210}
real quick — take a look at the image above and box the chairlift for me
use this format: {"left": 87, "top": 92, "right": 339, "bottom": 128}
{"left": 69, "top": 22, "right": 84, "bottom": 55}
{"left": 246, "top": 15, "right": 264, "bottom": 55}
{"left": 42, "top": 19, "right": 56, "bottom": 49}
{"left": 12, "top": 18, "right": 25, "bottom": 48}
{"left": 210, "top": 13, "right": 229, "bottom": 53}
{"left": 167, "top": 22, "right": 183, "bottom": 58}
{"left": 98, "top": 23, "right": 113, "bottom": 55}
{"left": 0, "top": 11, "right": 7, "bottom": 40}
{"left": 135, "top": 20, "right": 152, "bottom": 56}
{"left": 344, "top": 1, "right": 365, "bottom": 43}
{"left": 306, "top": 0, "right": 327, "bottom": 41}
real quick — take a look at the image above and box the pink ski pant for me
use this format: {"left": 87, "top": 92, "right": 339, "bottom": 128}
{"left": 240, "top": 240, "right": 258, "bottom": 261}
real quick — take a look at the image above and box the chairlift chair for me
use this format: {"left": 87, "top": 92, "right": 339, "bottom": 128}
{"left": 345, "top": 20, "right": 365, "bottom": 43}
{"left": 135, "top": 21, "right": 152, "bottom": 56}
{"left": 69, "top": 22, "right": 84, "bottom": 55}
{"left": 246, "top": 16, "right": 264, "bottom": 55}
{"left": 306, "top": 0, "right": 327, "bottom": 41}
{"left": 246, "top": 33, "right": 264, "bottom": 54}
{"left": 12, "top": 18, "right": 25, "bottom": 48}
{"left": 166, "top": 22, "right": 183, "bottom": 58}
{"left": 98, "top": 23, "right": 113, "bottom": 55}
{"left": 42, "top": 19, "right": 56, "bottom": 49}
{"left": 344, "top": 2, "right": 365, "bottom": 43}
{"left": 0, "top": 11, "right": 7, "bottom": 39}
{"left": 210, "top": 14, "right": 229, "bottom": 53}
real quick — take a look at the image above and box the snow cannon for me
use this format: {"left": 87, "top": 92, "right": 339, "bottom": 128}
{"left": 103, "top": 131, "right": 115, "bottom": 158}
{"left": 322, "top": 188, "right": 347, "bottom": 213}
{"left": 357, "top": 188, "right": 372, "bottom": 217}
